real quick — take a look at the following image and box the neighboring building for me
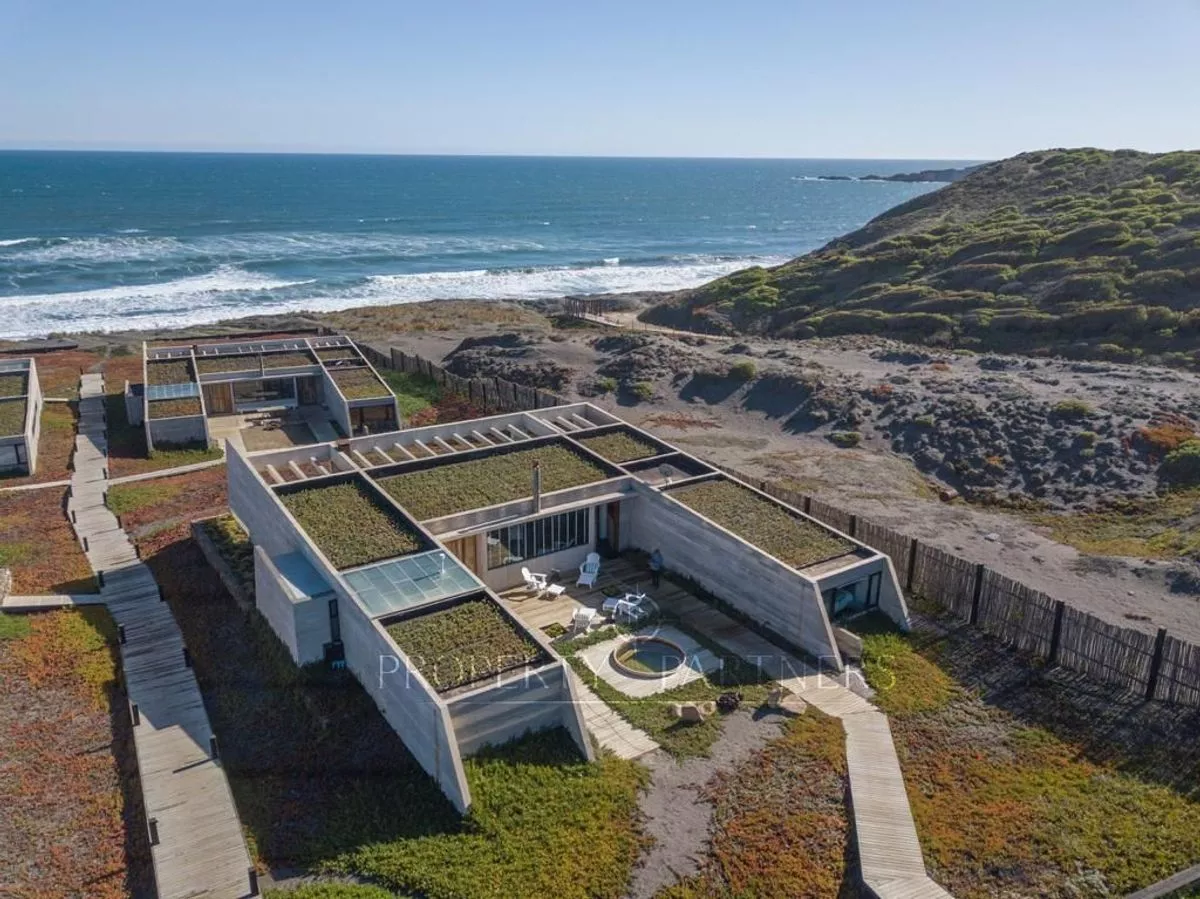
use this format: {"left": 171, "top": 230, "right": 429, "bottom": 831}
{"left": 0, "top": 358, "right": 43, "bottom": 475}
{"left": 229, "top": 401, "right": 910, "bottom": 811}
{"left": 140, "top": 335, "right": 400, "bottom": 451}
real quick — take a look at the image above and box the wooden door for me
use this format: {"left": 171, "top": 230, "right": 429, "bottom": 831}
{"left": 445, "top": 535, "right": 480, "bottom": 576}
{"left": 202, "top": 382, "right": 234, "bottom": 415}
{"left": 297, "top": 376, "right": 319, "bottom": 406}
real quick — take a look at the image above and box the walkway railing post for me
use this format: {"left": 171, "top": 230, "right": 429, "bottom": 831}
{"left": 118, "top": 624, "right": 126, "bottom": 644}
{"left": 210, "top": 735, "right": 220, "bottom": 759}
{"left": 131, "top": 702, "right": 140, "bottom": 726}
{"left": 148, "top": 818, "right": 159, "bottom": 846}
{"left": 248, "top": 868, "right": 259, "bottom": 896}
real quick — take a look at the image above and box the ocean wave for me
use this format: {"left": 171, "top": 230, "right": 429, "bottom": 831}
{"left": 0, "top": 237, "right": 39, "bottom": 248}
{"left": 0, "top": 256, "right": 782, "bottom": 338}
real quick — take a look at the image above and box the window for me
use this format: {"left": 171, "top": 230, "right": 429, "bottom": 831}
{"left": 487, "top": 508, "right": 588, "bottom": 570}
{"left": 233, "top": 377, "right": 296, "bottom": 406}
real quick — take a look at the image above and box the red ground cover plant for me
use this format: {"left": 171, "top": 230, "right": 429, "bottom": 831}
{"left": 108, "top": 465, "right": 228, "bottom": 542}
{"left": 0, "top": 608, "right": 152, "bottom": 898}
{"left": 0, "top": 488, "right": 96, "bottom": 594}
{"left": 405, "top": 392, "right": 488, "bottom": 427}
{"left": 25, "top": 349, "right": 106, "bottom": 399}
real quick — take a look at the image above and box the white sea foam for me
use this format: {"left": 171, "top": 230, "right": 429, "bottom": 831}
{"left": 0, "top": 238, "right": 38, "bottom": 248}
{"left": 1, "top": 256, "right": 782, "bottom": 338}
{"left": 603, "top": 257, "right": 620, "bottom": 266}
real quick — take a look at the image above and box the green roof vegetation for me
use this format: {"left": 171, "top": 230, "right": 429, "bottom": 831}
{"left": 146, "top": 359, "right": 195, "bottom": 385}
{"left": 384, "top": 598, "right": 545, "bottom": 692}
{"left": 329, "top": 366, "right": 390, "bottom": 399}
{"left": 279, "top": 479, "right": 422, "bottom": 569}
{"left": 648, "top": 149, "right": 1200, "bottom": 366}
{"left": 315, "top": 347, "right": 360, "bottom": 361}
{"left": 261, "top": 350, "right": 318, "bottom": 369}
{"left": 0, "top": 371, "right": 28, "bottom": 398}
{"left": 196, "top": 355, "right": 259, "bottom": 375}
{"left": 147, "top": 397, "right": 203, "bottom": 419}
{"left": 670, "top": 479, "right": 854, "bottom": 569}
{"left": 378, "top": 444, "right": 609, "bottom": 520}
{"left": 0, "top": 398, "right": 28, "bottom": 436}
{"left": 577, "top": 429, "right": 661, "bottom": 464}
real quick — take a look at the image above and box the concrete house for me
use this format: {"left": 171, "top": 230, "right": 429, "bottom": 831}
{"left": 138, "top": 335, "right": 400, "bottom": 451}
{"left": 229, "top": 401, "right": 910, "bottom": 811}
{"left": 0, "top": 358, "right": 43, "bottom": 475}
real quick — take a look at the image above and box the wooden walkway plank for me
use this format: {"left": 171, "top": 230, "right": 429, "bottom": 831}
{"left": 66, "top": 373, "right": 256, "bottom": 899}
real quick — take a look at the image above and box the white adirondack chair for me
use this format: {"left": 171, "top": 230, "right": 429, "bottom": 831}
{"left": 577, "top": 558, "right": 601, "bottom": 588}
{"left": 522, "top": 567, "right": 548, "bottom": 594}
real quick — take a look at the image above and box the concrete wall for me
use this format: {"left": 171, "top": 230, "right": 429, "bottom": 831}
{"left": 480, "top": 539, "right": 596, "bottom": 593}
{"left": 338, "top": 593, "right": 472, "bottom": 812}
{"left": 124, "top": 381, "right": 144, "bottom": 426}
{"left": 446, "top": 662, "right": 590, "bottom": 757}
{"left": 228, "top": 445, "right": 300, "bottom": 559}
{"left": 253, "top": 547, "right": 329, "bottom": 665}
{"left": 813, "top": 554, "right": 909, "bottom": 630}
{"left": 147, "top": 413, "right": 209, "bottom": 449}
{"left": 24, "top": 361, "right": 42, "bottom": 475}
{"left": 318, "top": 367, "right": 352, "bottom": 437}
{"left": 626, "top": 486, "right": 843, "bottom": 670}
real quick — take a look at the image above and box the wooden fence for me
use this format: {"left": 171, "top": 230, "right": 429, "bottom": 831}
{"left": 365, "top": 343, "right": 1200, "bottom": 709}
{"left": 720, "top": 465, "right": 1200, "bottom": 708}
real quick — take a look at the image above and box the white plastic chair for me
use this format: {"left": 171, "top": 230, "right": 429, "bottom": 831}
{"left": 577, "top": 558, "right": 600, "bottom": 588}
{"left": 522, "top": 567, "right": 548, "bottom": 594}
{"left": 572, "top": 606, "right": 598, "bottom": 634}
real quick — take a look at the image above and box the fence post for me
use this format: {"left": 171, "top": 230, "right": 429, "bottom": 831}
{"left": 1146, "top": 628, "right": 1168, "bottom": 702}
{"left": 803, "top": 496, "right": 812, "bottom": 515}
{"left": 1048, "top": 600, "right": 1066, "bottom": 664}
{"left": 905, "top": 539, "right": 919, "bottom": 592}
{"left": 848, "top": 514, "right": 858, "bottom": 538}
{"left": 969, "top": 564, "right": 986, "bottom": 624}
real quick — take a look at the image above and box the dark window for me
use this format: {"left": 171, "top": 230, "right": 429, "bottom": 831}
{"left": 328, "top": 598, "right": 341, "bottom": 642}
{"left": 486, "top": 508, "right": 589, "bottom": 569}
{"left": 233, "top": 377, "right": 296, "bottom": 406}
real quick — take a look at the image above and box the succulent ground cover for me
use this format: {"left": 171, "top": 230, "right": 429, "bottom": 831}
{"left": 379, "top": 444, "right": 609, "bottom": 520}
{"left": 148, "top": 396, "right": 204, "bottom": 418}
{"left": 577, "top": 429, "right": 662, "bottom": 464}
{"left": 196, "top": 354, "right": 261, "bottom": 374}
{"left": 561, "top": 621, "right": 774, "bottom": 757}
{"left": 0, "top": 370, "right": 28, "bottom": 396}
{"left": 860, "top": 616, "right": 1200, "bottom": 897}
{"left": 0, "top": 488, "right": 96, "bottom": 594}
{"left": 315, "top": 347, "right": 360, "bottom": 361}
{"left": 0, "top": 397, "right": 27, "bottom": 436}
{"left": 262, "top": 350, "right": 318, "bottom": 368}
{"left": 103, "top": 393, "right": 222, "bottom": 477}
{"left": 146, "top": 358, "right": 195, "bottom": 385}
{"left": 660, "top": 710, "right": 851, "bottom": 898}
{"left": 280, "top": 479, "right": 422, "bottom": 568}
{"left": 670, "top": 478, "right": 854, "bottom": 569}
{"left": 108, "top": 465, "right": 228, "bottom": 539}
{"left": 384, "top": 598, "right": 546, "bottom": 692}
{"left": 329, "top": 366, "right": 390, "bottom": 399}
{"left": 0, "top": 608, "right": 152, "bottom": 898}
{"left": 0, "top": 401, "right": 78, "bottom": 486}
{"left": 18, "top": 348, "right": 105, "bottom": 399}
{"left": 150, "top": 531, "right": 645, "bottom": 897}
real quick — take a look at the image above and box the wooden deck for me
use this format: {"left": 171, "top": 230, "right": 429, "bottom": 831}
{"left": 69, "top": 374, "right": 255, "bottom": 899}
{"left": 509, "top": 555, "right": 953, "bottom": 898}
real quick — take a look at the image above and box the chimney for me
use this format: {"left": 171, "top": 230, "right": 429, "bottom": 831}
{"left": 532, "top": 461, "right": 542, "bottom": 513}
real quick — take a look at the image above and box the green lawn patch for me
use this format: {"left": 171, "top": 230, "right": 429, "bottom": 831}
{"left": 201, "top": 514, "right": 254, "bottom": 595}
{"left": 264, "top": 886, "right": 396, "bottom": 899}
{"left": 148, "top": 397, "right": 203, "bottom": 419}
{"left": 670, "top": 479, "right": 854, "bottom": 570}
{"left": 1030, "top": 488, "right": 1200, "bottom": 558}
{"left": 564, "top": 621, "right": 775, "bottom": 757}
{"left": 379, "top": 444, "right": 609, "bottom": 520}
{"left": 381, "top": 369, "right": 443, "bottom": 418}
{"left": 384, "top": 599, "right": 546, "bottom": 692}
{"left": 577, "top": 430, "right": 661, "bottom": 464}
{"left": 279, "top": 479, "right": 422, "bottom": 569}
{"left": 860, "top": 627, "right": 1200, "bottom": 896}
{"left": 0, "top": 398, "right": 28, "bottom": 437}
{"left": 329, "top": 367, "right": 390, "bottom": 399}
{"left": 0, "top": 612, "right": 32, "bottom": 641}
{"left": 108, "top": 479, "right": 188, "bottom": 517}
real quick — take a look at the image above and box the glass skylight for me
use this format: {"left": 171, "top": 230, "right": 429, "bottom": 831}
{"left": 146, "top": 381, "right": 201, "bottom": 400}
{"left": 343, "top": 549, "right": 479, "bottom": 616}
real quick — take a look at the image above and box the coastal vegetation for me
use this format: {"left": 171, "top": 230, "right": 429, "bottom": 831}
{"left": 329, "top": 366, "right": 391, "bottom": 399}
{"left": 648, "top": 149, "right": 1200, "bottom": 365}
{"left": 860, "top": 617, "right": 1200, "bottom": 896}
{"left": 577, "top": 429, "right": 661, "bottom": 464}
{"left": 0, "top": 488, "right": 96, "bottom": 594}
{"left": 0, "top": 397, "right": 27, "bottom": 436}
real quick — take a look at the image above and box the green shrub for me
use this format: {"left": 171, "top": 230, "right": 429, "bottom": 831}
{"left": 631, "top": 381, "right": 655, "bottom": 401}
{"left": 1162, "top": 440, "right": 1200, "bottom": 485}
{"left": 1052, "top": 399, "right": 1093, "bottom": 421}
{"left": 728, "top": 360, "right": 757, "bottom": 380}
{"left": 828, "top": 431, "right": 862, "bottom": 448}
{"left": 594, "top": 376, "right": 617, "bottom": 393}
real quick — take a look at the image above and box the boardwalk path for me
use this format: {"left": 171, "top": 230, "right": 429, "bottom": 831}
{"left": 69, "top": 373, "right": 255, "bottom": 899}
{"left": 657, "top": 590, "right": 953, "bottom": 899}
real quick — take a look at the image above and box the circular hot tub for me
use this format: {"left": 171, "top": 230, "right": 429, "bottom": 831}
{"left": 611, "top": 635, "right": 687, "bottom": 678}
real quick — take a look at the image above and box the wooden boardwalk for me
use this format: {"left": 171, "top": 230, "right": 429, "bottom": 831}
{"left": 0, "top": 593, "right": 107, "bottom": 610}
{"left": 69, "top": 374, "right": 255, "bottom": 899}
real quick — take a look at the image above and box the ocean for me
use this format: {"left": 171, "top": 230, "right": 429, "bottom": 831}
{"left": 0, "top": 152, "right": 968, "bottom": 338}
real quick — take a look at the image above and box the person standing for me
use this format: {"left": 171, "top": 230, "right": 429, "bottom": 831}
{"left": 649, "top": 547, "right": 663, "bottom": 588}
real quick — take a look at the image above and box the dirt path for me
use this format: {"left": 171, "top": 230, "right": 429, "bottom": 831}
{"left": 628, "top": 709, "right": 785, "bottom": 898}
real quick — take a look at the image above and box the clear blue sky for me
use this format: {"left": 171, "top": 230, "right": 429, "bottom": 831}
{"left": 2, "top": 0, "right": 1198, "bottom": 158}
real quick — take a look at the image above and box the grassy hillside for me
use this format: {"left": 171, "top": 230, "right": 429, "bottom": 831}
{"left": 646, "top": 149, "right": 1200, "bottom": 365}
